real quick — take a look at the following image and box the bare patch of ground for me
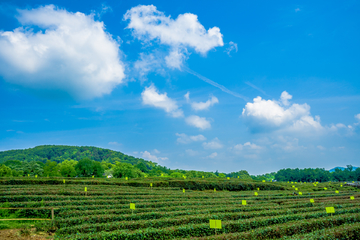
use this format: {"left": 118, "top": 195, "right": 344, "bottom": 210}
{"left": 0, "top": 228, "right": 53, "bottom": 240}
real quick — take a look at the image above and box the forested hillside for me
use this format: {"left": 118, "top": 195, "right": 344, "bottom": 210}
{"left": 0, "top": 145, "right": 149, "bottom": 165}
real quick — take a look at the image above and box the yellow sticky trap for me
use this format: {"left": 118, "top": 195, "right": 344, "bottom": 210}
{"left": 292, "top": 185, "right": 295, "bottom": 188}
{"left": 227, "top": 177, "right": 230, "bottom": 180}
{"left": 254, "top": 192, "right": 258, "bottom": 196}
{"left": 295, "top": 182, "right": 297, "bottom": 184}
{"left": 350, "top": 196, "right": 354, "bottom": 200}
{"left": 262, "top": 180, "right": 265, "bottom": 182}
{"left": 214, "top": 188, "right": 216, "bottom": 192}
{"left": 35, "top": 175, "right": 38, "bottom": 178}
{"left": 335, "top": 190, "right": 339, "bottom": 193}
{"left": 161, "top": 173, "right": 164, "bottom": 176}
{"left": 326, "top": 207, "right": 335, "bottom": 214}
{"left": 150, "top": 183, "right": 153, "bottom": 187}
{"left": 125, "top": 177, "right": 128, "bottom": 180}
{"left": 242, "top": 200, "right": 247, "bottom": 205}
{"left": 304, "top": 182, "right": 306, "bottom": 183}
{"left": 340, "top": 185, "right": 343, "bottom": 187}
{"left": 299, "top": 192, "right": 302, "bottom": 195}
{"left": 130, "top": 203, "right": 135, "bottom": 210}
{"left": 28, "top": 174, "right": 30, "bottom": 177}
{"left": 316, "top": 182, "right": 319, "bottom": 184}
{"left": 183, "top": 176, "right": 187, "bottom": 179}
{"left": 324, "top": 187, "right": 327, "bottom": 190}
{"left": 344, "top": 182, "right": 347, "bottom": 184}
{"left": 238, "top": 176, "right": 239, "bottom": 178}
{"left": 63, "top": 179, "right": 65, "bottom": 184}
{"left": 183, "top": 189, "right": 185, "bottom": 193}
{"left": 257, "top": 188, "right": 260, "bottom": 191}
{"left": 202, "top": 176, "right": 204, "bottom": 178}
{"left": 287, "top": 181, "right": 289, "bottom": 183}
{"left": 92, "top": 175, "right": 94, "bottom": 178}
{"left": 295, "top": 188, "right": 298, "bottom": 191}
{"left": 291, "top": 182, "right": 293, "bottom": 184}
{"left": 209, "top": 220, "right": 222, "bottom": 229}
{"left": 84, "top": 187, "right": 87, "bottom": 192}
{"left": 310, "top": 199, "right": 314, "bottom": 203}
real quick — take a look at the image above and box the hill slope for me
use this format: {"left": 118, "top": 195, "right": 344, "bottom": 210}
{"left": 0, "top": 145, "right": 154, "bottom": 166}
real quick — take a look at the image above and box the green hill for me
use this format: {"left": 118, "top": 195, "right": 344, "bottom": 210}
{"left": 0, "top": 145, "right": 154, "bottom": 167}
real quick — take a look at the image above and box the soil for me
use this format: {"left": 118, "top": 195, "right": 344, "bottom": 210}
{"left": 0, "top": 228, "right": 53, "bottom": 240}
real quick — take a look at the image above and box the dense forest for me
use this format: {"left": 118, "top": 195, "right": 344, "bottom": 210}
{"left": 0, "top": 145, "right": 359, "bottom": 181}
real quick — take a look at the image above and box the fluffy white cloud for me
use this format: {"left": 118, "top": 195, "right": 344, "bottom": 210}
{"left": 280, "top": 91, "right": 292, "bottom": 106}
{"left": 141, "top": 150, "right": 168, "bottom": 163}
{"left": 134, "top": 53, "right": 164, "bottom": 81}
{"left": 0, "top": 5, "right": 125, "bottom": 99}
{"left": 317, "top": 145, "right": 326, "bottom": 150}
{"left": 176, "top": 133, "right": 206, "bottom": 144}
{"left": 233, "top": 142, "right": 262, "bottom": 151}
{"left": 242, "top": 91, "right": 323, "bottom": 132}
{"left": 185, "top": 92, "right": 219, "bottom": 111}
{"left": 202, "top": 137, "right": 223, "bottom": 149}
{"left": 124, "top": 5, "right": 223, "bottom": 69}
{"left": 141, "top": 84, "right": 184, "bottom": 117}
{"left": 185, "top": 115, "right": 211, "bottom": 130}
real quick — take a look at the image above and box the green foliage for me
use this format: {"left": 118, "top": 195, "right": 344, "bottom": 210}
{"left": 75, "top": 158, "right": 104, "bottom": 177}
{"left": 113, "top": 162, "right": 143, "bottom": 178}
{"left": 0, "top": 164, "right": 12, "bottom": 177}
{"left": 43, "top": 160, "right": 61, "bottom": 177}
{"left": 58, "top": 160, "right": 77, "bottom": 177}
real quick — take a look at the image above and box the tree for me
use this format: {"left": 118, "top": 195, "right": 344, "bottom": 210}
{"left": 58, "top": 160, "right": 77, "bottom": 177}
{"left": 113, "top": 162, "right": 142, "bottom": 178}
{"left": 75, "top": 158, "right": 94, "bottom": 177}
{"left": 43, "top": 160, "right": 61, "bottom": 177}
{"left": 0, "top": 164, "right": 12, "bottom": 177}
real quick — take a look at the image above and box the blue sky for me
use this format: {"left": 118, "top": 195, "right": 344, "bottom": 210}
{"left": 0, "top": 0, "right": 359, "bottom": 174}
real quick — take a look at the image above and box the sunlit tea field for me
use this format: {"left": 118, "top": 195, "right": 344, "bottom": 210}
{"left": 1, "top": 178, "right": 359, "bottom": 239}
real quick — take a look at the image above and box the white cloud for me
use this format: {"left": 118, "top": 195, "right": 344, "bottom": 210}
{"left": 271, "top": 136, "right": 305, "bottom": 151}
{"left": 355, "top": 114, "right": 360, "bottom": 125}
{"left": 185, "top": 115, "right": 211, "bottom": 130}
{"left": 0, "top": 5, "right": 125, "bottom": 99}
{"left": 202, "top": 137, "right": 223, "bottom": 149}
{"left": 295, "top": 8, "right": 301, "bottom": 12}
{"left": 141, "top": 150, "right": 168, "bottom": 163}
{"left": 242, "top": 91, "right": 323, "bottom": 132}
{"left": 233, "top": 142, "right": 262, "bottom": 151}
{"left": 280, "top": 91, "right": 292, "bottom": 106}
{"left": 225, "top": 41, "right": 238, "bottom": 56}
{"left": 134, "top": 53, "right": 164, "bottom": 81}
{"left": 317, "top": 145, "right": 326, "bottom": 150}
{"left": 108, "top": 141, "right": 121, "bottom": 145}
{"left": 206, "top": 152, "right": 218, "bottom": 158}
{"left": 124, "top": 5, "right": 223, "bottom": 69}
{"left": 184, "top": 91, "right": 190, "bottom": 102}
{"left": 185, "top": 149, "right": 199, "bottom": 156}
{"left": 176, "top": 133, "right": 206, "bottom": 144}
{"left": 153, "top": 149, "right": 160, "bottom": 154}
{"left": 141, "top": 84, "right": 184, "bottom": 117}
{"left": 189, "top": 95, "right": 219, "bottom": 111}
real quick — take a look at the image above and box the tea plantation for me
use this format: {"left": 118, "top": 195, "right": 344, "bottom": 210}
{"left": 0, "top": 178, "right": 359, "bottom": 239}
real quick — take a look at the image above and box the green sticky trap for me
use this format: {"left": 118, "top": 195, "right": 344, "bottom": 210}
{"left": 326, "top": 207, "right": 335, "bottom": 213}
{"left": 310, "top": 199, "right": 314, "bottom": 203}
{"left": 242, "top": 200, "right": 247, "bottom": 205}
{"left": 130, "top": 203, "right": 135, "bottom": 210}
